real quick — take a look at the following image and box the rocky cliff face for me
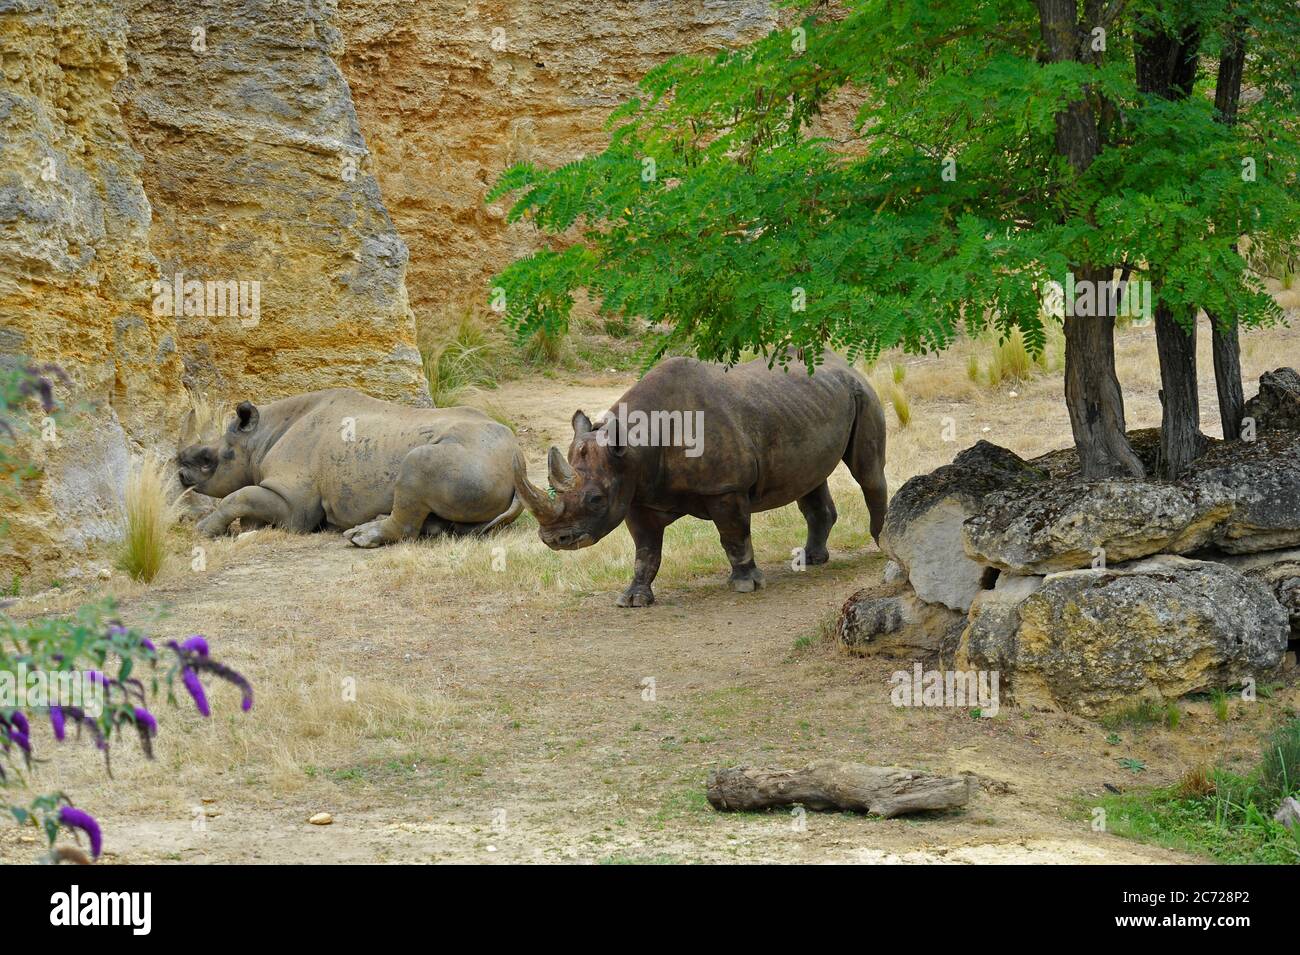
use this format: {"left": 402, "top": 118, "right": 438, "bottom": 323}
{"left": 0, "top": 0, "right": 180, "bottom": 575}
{"left": 336, "top": 0, "right": 778, "bottom": 327}
{"left": 118, "top": 0, "right": 425, "bottom": 403}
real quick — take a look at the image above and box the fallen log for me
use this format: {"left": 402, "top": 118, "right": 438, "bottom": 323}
{"left": 706, "top": 760, "right": 972, "bottom": 818}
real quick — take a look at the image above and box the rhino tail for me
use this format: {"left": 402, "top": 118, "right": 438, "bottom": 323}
{"left": 474, "top": 491, "right": 524, "bottom": 535}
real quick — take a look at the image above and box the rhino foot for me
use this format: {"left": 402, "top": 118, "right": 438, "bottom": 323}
{"left": 617, "top": 585, "right": 655, "bottom": 608}
{"left": 196, "top": 513, "right": 231, "bottom": 538}
{"left": 729, "top": 566, "right": 765, "bottom": 593}
{"left": 345, "top": 517, "right": 392, "bottom": 548}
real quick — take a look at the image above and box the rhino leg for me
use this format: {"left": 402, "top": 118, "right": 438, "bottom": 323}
{"left": 197, "top": 485, "right": 292, "bottom": 538}
{"left": 797, "top": 480, "right": 838, "bottom": 565}
{"left": 708, "top": 493, "right": 764, "bottom": 593}
{"left": 617, "top": 505, "right": 680, "bottom": 608}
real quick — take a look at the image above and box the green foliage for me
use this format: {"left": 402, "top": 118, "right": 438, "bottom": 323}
{"left": 488, "top": 1, "right": 1300, "bottom": 373}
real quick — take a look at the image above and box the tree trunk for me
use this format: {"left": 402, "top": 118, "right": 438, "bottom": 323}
{"left": 1211, "top": 316, "right": 1245, "bottom": 439}
{"left": 706, "top": 761, "right": 973, "bottom": 818}
{"left": 1136, "top": 16, "right": 1204, "bottom": 476}
{"left": 1037, "top": 0, "right": 1143, "bottom": 478}
{"left": 1064, "top": 302, "right": 1145, "bottom": 478}
{"left": 1154, "top": 304, "right": 1206, "bottom": 476}
{"left": 1210, "top": 17, "right": 1248, "bottom": 439}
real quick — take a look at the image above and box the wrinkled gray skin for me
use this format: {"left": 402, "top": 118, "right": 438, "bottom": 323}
{"left": 514, "top": 351, "right": 888, "bottom": 607}
{"left": 178, "top": 389, "right": 522, "bottom": 546}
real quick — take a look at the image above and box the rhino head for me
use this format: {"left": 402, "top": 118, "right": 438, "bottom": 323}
{"left": 177, "top": 401, "right": 262, "bottom": 497}
{"left": 513, "top": 410, "right": 637, "bottom": 549}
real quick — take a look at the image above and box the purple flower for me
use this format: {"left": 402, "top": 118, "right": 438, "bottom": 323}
{"left": 87, "top": 670, "right": 108, "bottom": 687}
{"left": 181, "top": 668, "right": 210, "bottom": 717}
{"left": 8, "top": 729, "right": 30, "bottom": 753}
{"left": 241, "top": 691, "right": 253, "bottom": 713}
{"left": 9, "top": 711, "right": 29, "bottom": 735}
{"left": 50, "top": 706, "right": 65, "bottom": 741}
{"left": 180, "top": 635, "right": 209, "bottom": 657}
{"left": 58, "top": 806, "right": 102, "bottom": 859}
{"left": 140, "top": 637, "right": 156, "bottom": 653}
{"left": 133, "top": 707, "right": 158, "bottom": 736}
{"left": 107, "top": 624, "right": 127, "bottom": 639}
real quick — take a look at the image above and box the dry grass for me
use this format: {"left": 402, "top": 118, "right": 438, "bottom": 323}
{"left": 117, "top": 455, "right": 179, "bottom": 583}
{"left": 369, "top": 468, "right": 878, "bottom": 601}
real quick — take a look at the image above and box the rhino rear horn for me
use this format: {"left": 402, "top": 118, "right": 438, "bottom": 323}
{"left": 547, "top": 446, "right": 580, "bottom": 492}
{"left": 513, "top": 451, "right": 562, "bottom": 524}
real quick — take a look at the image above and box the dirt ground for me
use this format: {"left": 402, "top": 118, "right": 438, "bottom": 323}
{"left": 4, "top": 319, "right": 1300, "bottom": 865}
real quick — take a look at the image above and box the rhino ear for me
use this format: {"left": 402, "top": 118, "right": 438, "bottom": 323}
{"left": 603, "top": 415, "right": 626, "bottom": 458}
{"left": 234, "top": 401, "right": 260, "bottom": 433}
{"left": 572, "top": 410, "right": 593, "bottom": 437}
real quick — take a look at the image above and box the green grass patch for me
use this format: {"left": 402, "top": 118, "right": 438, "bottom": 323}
{"left": 1097, "top": 718, "right": 1300, "bottom": 864}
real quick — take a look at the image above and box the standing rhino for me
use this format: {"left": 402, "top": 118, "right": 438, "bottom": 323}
{"left": 513, "top": 351, "right": 888, "bottom": 606}
{"left": 178, "top": 388, "right": 522, "bottom": 546}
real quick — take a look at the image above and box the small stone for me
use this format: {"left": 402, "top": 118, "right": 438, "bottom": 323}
{"left": 1274, "top": 796, "right": 1300, "bottom": 829}
{"left": 97, "top": 567, "right": 111, "bottom": 580}
{"left": 486, "top": 845, "right": 498, "bottom": 852}
{"left": 309, "top": 812, "right": 333, "bottom": 826}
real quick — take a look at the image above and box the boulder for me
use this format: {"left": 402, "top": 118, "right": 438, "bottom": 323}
{"left": 955, "top": 556, "right": 1290, "bottom": 716}
{"left": 1240, "top": 557, "right": 1300, "bottom": 639}
{"left": 879, "top": 441, "right": 1044, "bottom": 611}
{"left": 964, "top": 429, "right": 1300, "bottom": 574}
{"left": 1242, "top": 368, "right": 1300, "bottom": 433}
{"left": 837, "top": 579, "right": 967, "bottom": 660}
{"left": 964, "top": 481, "right": 1227, "bottom": 574}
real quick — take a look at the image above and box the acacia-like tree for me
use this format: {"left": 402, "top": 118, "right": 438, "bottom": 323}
{"left": 489, "top": 0, "right": 1299, "bottom": 478}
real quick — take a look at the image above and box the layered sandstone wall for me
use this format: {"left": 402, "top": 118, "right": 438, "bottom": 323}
{"left": 0, "top": 0, "right": 180, "bottom": 575}
{"left": 336, "top": 0, "right": 779, "bottom": 330}
{"left": 118, "top": 0, "right": 426, "bottom": 404}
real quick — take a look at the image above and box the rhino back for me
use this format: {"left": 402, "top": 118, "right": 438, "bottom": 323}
{"left": 618, "top": 353, "right": 871, "bottom": 510}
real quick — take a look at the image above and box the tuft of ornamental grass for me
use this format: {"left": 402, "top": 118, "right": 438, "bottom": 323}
{"left": 117, "top": 454, "right": 178, "bottom": 583}
{"left": 421, "top": 314, "right": 502, "bottom": 407}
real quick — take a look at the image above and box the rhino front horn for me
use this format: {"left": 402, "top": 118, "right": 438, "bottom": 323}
{"left": 512, "top": 451, "right": 562, "bottom": 524}
{"left": 547, "top": 446, "right": 579, "bottom": 492}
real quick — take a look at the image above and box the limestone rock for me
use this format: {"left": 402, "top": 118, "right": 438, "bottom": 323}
{"left": 837, "top": 579, "right": 966, "bottom": 660}
{"left": 956, "top": 556, "right": 1290, "bottom": 716}
{"left": 964, "top": 481, "right": 1228, "bottom": 574}
{"left": 119, "top": 0, "right": 426, "bottom": 406}
{"left": 1240, "top": 557, "right": 1300, "bottom": 638}
{"left": 1242, "top": 368, "right": 1300, "bottom": 433}
{"left": 965, "top": 430, "right": 1300, "bottom": 574}
{"left": 0, "top": 0, "right": 181, "bottom": 578}
{"left": 879, "top": 441, "right": 1044, "bottom": 611}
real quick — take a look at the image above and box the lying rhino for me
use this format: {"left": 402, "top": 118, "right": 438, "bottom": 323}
{"left": 178, "top": 388, "right": 522, "bottom": 546}
{"left": 513, "top": 351, "right": 888, "bottom": 606}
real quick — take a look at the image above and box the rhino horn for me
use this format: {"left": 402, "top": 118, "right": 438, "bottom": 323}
{"left": 513, "top": 452, "right": 562, "bottom": 524}
{"left": 547, "top": 446, "right": 580, "bottom": 492}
